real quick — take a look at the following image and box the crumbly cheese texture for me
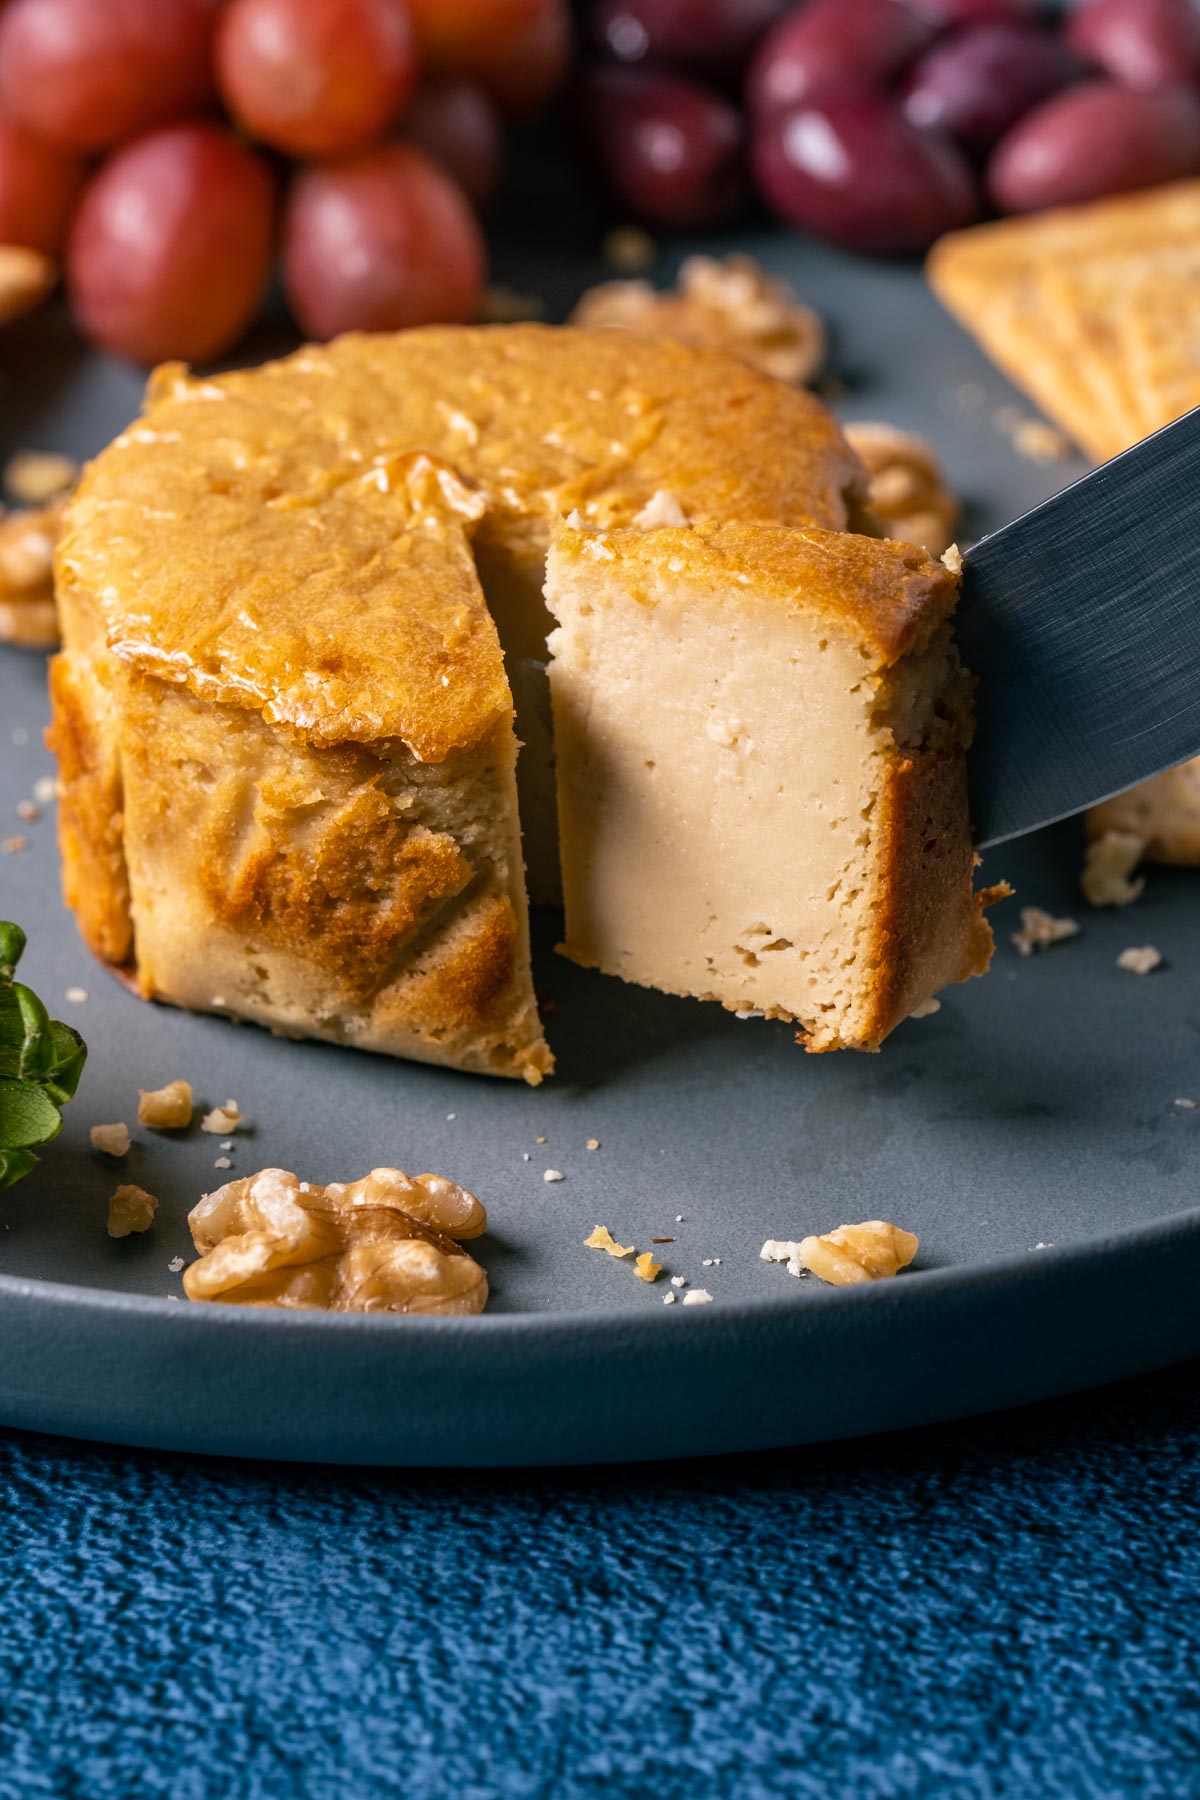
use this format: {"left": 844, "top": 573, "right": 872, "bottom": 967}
{"left": 546, "top": 521, "right": 994, "bottom": 1051}
{"left": 51, "top": 326, "right": 863, "bottom": 1082}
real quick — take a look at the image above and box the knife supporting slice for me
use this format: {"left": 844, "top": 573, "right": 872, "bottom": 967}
{"left": 955, "top": 405, "right": 1200, "bottom": 850}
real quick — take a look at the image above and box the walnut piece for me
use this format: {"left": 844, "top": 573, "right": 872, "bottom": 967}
{"left": 4, "top": 450, "right": 79, "bottom": 505}
{"left": 572, "top": 253, "right": 825, "bottom": 386}
{"left": 91, "top": 1121, "right": 131, "bottom": 1157}
{"left": 1011, "top": 906, "right": 1080, "bottom": 956}
{"left": 1081, "top": 830, "right": 1146, "bottom": 908}
{"left": 137, "top": 1079, "right": 194, "bottom": 1130}
{"left": 1116, "top": 945, "right": 1162, "bottom": 974}
{"left": 797, "top": 1220, "right": 919, "bottom": 1286}
{"left": 200, "top": 1100, "right": 242, "bottom": 1134}
{"left": 0, "top": 493, "right": 68, "bottom": 648}
{"left": 108, "top": 1184, "right": 158, "bottom": 1238}
{"left": 603, "top": 225, "right": 656, "bottom": 274}
{"left": 584, "top": 1224, "right": 635, "bottom": 1258}
{"left": 183, "top": 1166, "right": 489, "bottom": 1313}
{"left": 0, "top": 245, "right": 56, "bottom": 327}
{"left": 844, "top": 421, "right": 960, "bottom": 557}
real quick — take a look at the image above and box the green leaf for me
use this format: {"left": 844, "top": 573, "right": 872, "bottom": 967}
{"left": 13, "top": 982, "right": 53, "bottom": 1081}
{"left": 0, "top": 1146, "right": 38, "bottom": 1193}
{"left": 0, "top": 1075, "right": 63, "bottom": 1149}
{"left": 0, "top": 923, "right": 25, "bottom": 980}
{"left": 44, "top": 1022, "right": 87, "bottom": 1104}
{"left": 0, "top": 923, "right": 87, "bottom": 1193}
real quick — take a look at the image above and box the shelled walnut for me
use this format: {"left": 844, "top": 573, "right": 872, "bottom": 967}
{"left": 797, "top": 1220, "right": 919, "bottom": 1286}
{"left": 844, "top": 421, "right": 959, "bottom": 557}
{"left": 572, "top": 253, "right": 826, "bottom": 387}
{"left": 183, "top": 1166, "right": 489, "bottom": 1314}
{"left": 0, "top": 494, "right": 68, "bottom": 648}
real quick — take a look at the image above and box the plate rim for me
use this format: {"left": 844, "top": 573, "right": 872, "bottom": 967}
{"left": 3, "top": 1195, "right": 1197, "bottom": 1333}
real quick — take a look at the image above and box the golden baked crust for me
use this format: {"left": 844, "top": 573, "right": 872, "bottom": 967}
{"left": 53, "top": 325, "right": 866, "bottom": 1079}
{"left": 58, "top": 327, "right": 864, "bottom": 753}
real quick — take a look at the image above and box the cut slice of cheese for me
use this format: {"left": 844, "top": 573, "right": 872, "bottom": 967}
{"left": 546, "top": 519, "right": 995, "bottom": 1052}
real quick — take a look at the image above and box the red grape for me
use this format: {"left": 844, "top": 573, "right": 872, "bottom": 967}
{"left": 1066, "top": 0, "right": 1200, "bottom": 90}
{"left": 753, "top": 95, "right": 979, "bottom": 253}
{"left": 0, "top": 0, "right": 218, "bottom": 153}
{"left": 215, "top": 0, "right": 416, "bottom": 159}
{"left": 282, "top": 142, "right": 486, "bottom": 340}
{"left": 66, "top": 124, "right": 275, "bottom": 364}
{"left": 406, "top": 0, "right": 570, "bottom": 117}
{"left": 988, "top": 79, "right": 1200, "bottom": 213}
{"left": 902, "top": 24, "right": 1081, "bottom": 153}
{"left": 579, "top": 65, "right": 745, "bottom": 227}
{"left": 747, "top": 0, "right": 936, "bottom": 115}
{"left": 0, "top": 119, "right": 83, "bottom": 255}
{"left": 405, "top": 78, "right": 503, "bottom": 206}
{"left": 594, "top": 0, "right": 786, "bottom": 71}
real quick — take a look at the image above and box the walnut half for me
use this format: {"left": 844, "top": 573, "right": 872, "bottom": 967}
{"left": 183, "top": 1166, "right": 489, "bottom": 1314}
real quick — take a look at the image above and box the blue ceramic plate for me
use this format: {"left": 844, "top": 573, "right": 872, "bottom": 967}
{"left": 2, "top": 234, "right": 1197, "bottom": 1465}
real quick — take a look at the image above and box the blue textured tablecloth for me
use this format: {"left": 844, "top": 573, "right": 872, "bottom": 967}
{"left": 2, "top": 1365, "right": 1198, "bottom": 1799}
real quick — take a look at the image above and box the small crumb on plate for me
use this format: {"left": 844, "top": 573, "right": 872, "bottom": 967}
{"left": 90, "top": 1121, "right": 130, "bottom": 1157}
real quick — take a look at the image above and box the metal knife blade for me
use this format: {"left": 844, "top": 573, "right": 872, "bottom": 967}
{"left": 956, "top": 404, "right": 1200, "bottom": 849}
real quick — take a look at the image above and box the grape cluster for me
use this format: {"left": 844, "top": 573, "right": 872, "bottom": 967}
{"left": 0, "top": 0, "right": 569, "bottom": 361}
{"left": 579, "top": 0, "right": 1200, "bottom": 253}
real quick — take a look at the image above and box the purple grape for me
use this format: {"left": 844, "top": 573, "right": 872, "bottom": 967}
{"left": 753, "top": 93, "right": 980, "bottom": 253}
{"left": 907, "top": 0, "right": 1040, "bottom": 22}
{"left": 902, "top": 23, "right": 1081, "bottom": 153}
{"left": 1066, "top": 0, "right": 1200, "bottom": 90}
{"left": 593, "top": 0, "right": 786, "bottom": 71}
{"left": 579, "top": 64, "right": 746, "bottom": 226}
{"left": 988, "top": 78, "right": 1200, "bottom": 213}
{"left": 747, "top": 0, "right": 936, "bottom": 115}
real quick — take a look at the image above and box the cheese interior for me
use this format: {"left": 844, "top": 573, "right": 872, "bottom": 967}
{"left": 545, "top": 521, "right": 976, "bottom": 1050}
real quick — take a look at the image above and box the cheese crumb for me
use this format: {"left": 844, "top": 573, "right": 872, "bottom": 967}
{"left": 1011, "top": 907, "right": 1080, "bottom": 956}
{"left": 670, "top": 1274, "right": 687, "bottom": 1288}
{"left": 137, "top": 1079, "right": 193, "bottom": 1130}
{"left": 1116, "top": 945, "right": 1162, "bottom": 974}
{"left": 168, "top": 1256, "right": 185, "bottom": 1273}
{"left": 200, "top": 1100, "right": 242, "bottom": 1134}
{"left": 1082, "top": 831, "right": 1146, "bottom": 908}
{"left": 633, "top": 489, "right": 688, "bottom": 529}
{"left": 634, "top": 1251, "right": 662, "bottom": 1282}
{"left": 107, "top": 1184, "right": 157, "bottom": 1238}
{"left": 543, "top": 1168, "right": 565, "bottom": 1183}
{"left": 662, "top": 1291, "right": 676, "bottom": 1304}
{"left": 64, "top": 986, "right": 88, "bottom": 1003}
{"left": 682, "top": 1289, "right": 713, "bottom": 1305}
{"left": 91, "top": 1122, "right": 131, "bottom": 1157}
{"left": 586, "top": 1138, "right": 600, "bottom": 1151}
{"left": 584, "top": 1225, "right": 634, "bottom": 1258}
